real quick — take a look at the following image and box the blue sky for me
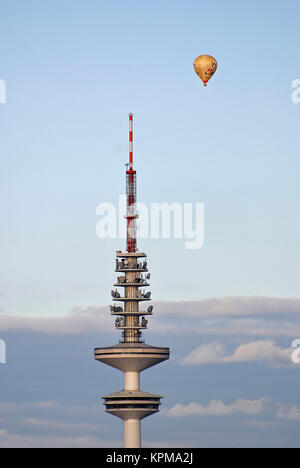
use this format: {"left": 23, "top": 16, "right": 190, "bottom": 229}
{"left": 0, "top": 0, "right": 300, "bottom": 447}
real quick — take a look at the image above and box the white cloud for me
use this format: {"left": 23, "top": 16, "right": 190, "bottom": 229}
{"left": 157, "top": 296, "right": 300, "bottom": 318}
{"left": 0, "top": 306, "right": 112, "bottom": 335}
{"left": 0, "top": 401, "right": 102, "bottom": 424}
{"left": 0, "top": 426, "right": 190, "bottom": 449}
{"left": 1, "top": 398, "right": 300, "bottom": 447}
{"left": 151, "top": 317, "right": 300, "bottom": 338}
{"left": 181, "top": 341, "right": 292, "bottom": 367}
{"left": 247, "top": 420, "right": 276, "bottom": 428}
{"left": 180, "top": 343, "right": 226, "bottom": 365}
{"left": 194, "top": 318, "right": 300, "bottom": 338}
{"left": 22, "top": 418, "right": 98, "bottom": 433}
{"left": 166, "top": 398, "right": 266, "bottom": 417}
{"left": 276, "top": 405, "right": 300, "bottom": 420}
{"left": 0, "top": 296, "right": 299, "bottom": 338}
{"left": 0, "top": 401, "right": 112, "bottom": 448}
{"left": 0, "top": 401, "right": 61, "bottom": 414}
{"left": 0, "top": 428, "right": 117, "bottom": 448}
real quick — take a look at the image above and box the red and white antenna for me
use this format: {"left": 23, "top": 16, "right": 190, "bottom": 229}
{"left": 126, "top": 113, "right": 138, "bottom": 253}
{"left": 129, "top": 113, "right": 133, "bottom": 171}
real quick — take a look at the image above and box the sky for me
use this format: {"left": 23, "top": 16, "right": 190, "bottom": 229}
{"left": 0, "top": 0, "right": 300, "bottom": 448}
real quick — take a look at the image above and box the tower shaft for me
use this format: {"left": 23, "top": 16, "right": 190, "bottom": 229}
{"left": 124, "top": 419, "right": 141, "bottom": 448}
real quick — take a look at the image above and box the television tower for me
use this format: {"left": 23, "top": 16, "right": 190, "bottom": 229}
{"left": 94, "top": 114, "right": 170, "bottom": 448}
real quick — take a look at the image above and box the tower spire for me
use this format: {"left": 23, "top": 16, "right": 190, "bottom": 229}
{"left": 126, "top": 113, "right": 138, "bottom": 253}
{"left": 94, "top": 114, "right": 170, "bottom": 448}
{"left": 129, "top": 112, "right": 133, "bottom": 170}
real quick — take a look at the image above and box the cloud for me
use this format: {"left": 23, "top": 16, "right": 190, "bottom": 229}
{"left": 0, "top": 399, "right": 189, "bottom": 448}
{"left": 276, "top": 405, "right": 300, "bottom": 420}
{"left": 157, "top": 296, "right": 300, "bottom": 319}
{"left": 0, "top": 401, "right": 101, "bottom": 421}
{"left": 181, "top": 340, "right": 292, "bottom": 367}
{"left": 0, "top": 429, "right": 117, "bottom": 448}
{"left": 166, "top": 398, "right": 300, "bottom": 421}
{"left": 0, "top": 400, "right": 113, "bottom": 448}
{"left": 1, "top": 397, "right": 300, "bottom": 447}
{"left": 0, "top": 306, "right": 112, "bottom": 335}
{"left": 0, "top": 427, "right": 188, "bottom": 449}
{"left": 0, "top": 296, "right": 299, "bottom": 337}
{"left": 165, "top": 398, "right": 266, "bottom": 417}
{"left": 22, "top": 418, "right": 98, "bottom": 433}
{"left": 247, "top": 420, "right": 277, "bottom": 428}
{"left": 153, "top": 316, "right": 300, "bottom": 338}
{"left": 155, "top": 297, "right": 300, "bottom": 337}
{"left": 193, "top": 318, "right": 299, "bottom": 338}
{"left": 0, "top": 401, "right": 61, "bottom": 414}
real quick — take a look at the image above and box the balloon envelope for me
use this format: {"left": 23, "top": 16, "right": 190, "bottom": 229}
{"left": 194, "top": 55, "right": 218, "bottom": 86}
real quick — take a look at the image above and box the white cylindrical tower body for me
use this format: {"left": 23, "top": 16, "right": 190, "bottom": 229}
{"left": 124, "top": 371, "right": 140, "bottom": 391}
{"left": 124, "top": 419, "right": 141, "bottom": 448}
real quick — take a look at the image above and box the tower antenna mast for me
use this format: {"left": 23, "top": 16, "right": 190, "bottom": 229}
{"left": 94, "top": 114, "right": 170, "bottom": 448}
{"left": 126, "top": 113, "right": 138, "bottom": 253}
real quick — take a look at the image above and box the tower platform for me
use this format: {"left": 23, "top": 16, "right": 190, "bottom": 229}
{"left": 94, "top": 342, "right": 169, "bottom": 372}
{"left": 116, "top": 251, "right": 147, "bottom": 258}
{"left": 103, "top": 390, "right": 162, "bottom": 420}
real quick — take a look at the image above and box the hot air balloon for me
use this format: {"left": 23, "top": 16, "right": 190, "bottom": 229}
{"left": 193, "top": 55, "right": 218, "bottom": 86}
